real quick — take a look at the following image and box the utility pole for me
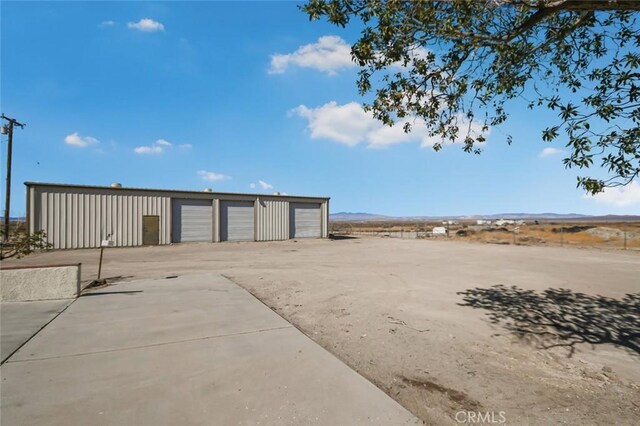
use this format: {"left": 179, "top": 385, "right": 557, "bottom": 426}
{"left": 1, "top": 114, "right": 26, "bottom": 242}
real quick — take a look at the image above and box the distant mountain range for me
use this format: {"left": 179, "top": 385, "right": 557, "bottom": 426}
{"left": 5, "top": 213, "right": 638, "bottom": 224}
{"left": 330, "top": 212, "right": 640, "bottom": 222}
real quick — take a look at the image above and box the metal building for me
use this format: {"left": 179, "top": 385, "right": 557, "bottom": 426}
{"left": 25, "top": 182, "right": 330, "bottom": 249}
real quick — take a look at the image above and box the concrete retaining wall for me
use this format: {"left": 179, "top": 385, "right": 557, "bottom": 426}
{"left": 1, "top": 264, "right": 81, "bottom": 302}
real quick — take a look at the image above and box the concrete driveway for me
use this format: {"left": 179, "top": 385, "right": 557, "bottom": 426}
{"left": 1, "top": 299, "right": 72, "bottom": 363}
{"left": 3, "top": 238, "right": 639, "bottom": 424}
{"left": 0, "top": 273, "right": 418, "bottom": 425}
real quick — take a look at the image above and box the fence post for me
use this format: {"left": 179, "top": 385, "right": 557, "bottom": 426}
{"left": 560, "top": 226, "right": 564, "bottom": 247}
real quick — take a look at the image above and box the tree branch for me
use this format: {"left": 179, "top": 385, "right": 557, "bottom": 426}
{"left": 543, "top": 0, "right": 640, "bottom": 11}
{"left": 532, "top": 11, "right": 594, "bottom": 53}
{"left": 496, "top": 0, "right": 640, "bottom": 11}
{"left": 442, "top": 1, "right": 639, "bottom": 46}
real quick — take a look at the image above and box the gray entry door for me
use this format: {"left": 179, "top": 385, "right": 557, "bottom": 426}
{"left": 290, "top": 203, "right": 321, "bottom": 238}
{"left": 172, "top": 199, "right": 213, "bottom": 243}
{"left": 220, "top": 201, "right": 255, "bottom": 241}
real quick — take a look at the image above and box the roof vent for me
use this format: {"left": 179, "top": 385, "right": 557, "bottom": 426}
{"left": 111, "top": 182, "right": 122, "bottom": 188}
{"left": 204, "top": 188, "right": 213, "bottom": 193}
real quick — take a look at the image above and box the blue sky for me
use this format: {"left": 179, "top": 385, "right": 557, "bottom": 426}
{"left": 1, "top": 1, "right": 638, "bottom": 217}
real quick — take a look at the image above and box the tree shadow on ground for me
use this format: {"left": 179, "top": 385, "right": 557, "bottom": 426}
{"left": 457, "top": 285, "right": 640, "bottom": 357}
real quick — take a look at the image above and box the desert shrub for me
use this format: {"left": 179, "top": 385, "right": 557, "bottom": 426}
{"left": 0, "top": 230, "right": 52, "bottom": 260}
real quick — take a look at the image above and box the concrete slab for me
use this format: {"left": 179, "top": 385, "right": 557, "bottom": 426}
{"left": 1, "top": 299, "right": 72, "bottom": 363}
{"left": 10, "top": 274, "right": 290, "bottom": 361}
{"left": 1, "top": 274, "right": 419, "bottom": 425}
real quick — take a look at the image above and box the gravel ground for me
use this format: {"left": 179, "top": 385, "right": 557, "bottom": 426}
{"left": 4, "top": 237, "right": 639, "bottom": 425}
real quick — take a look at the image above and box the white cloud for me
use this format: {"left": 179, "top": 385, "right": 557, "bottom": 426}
{"left": 198, "top": 170, "right": 230, "bottom": 181}
{"left": 127, "top": 18, "right": 165, "bottom": 32}
{"left": 539, "top": 147, "right": 565, "bottom": 158}
{"left": 178, "top": 143, "right": 192, "bottom": 149}
{"left": 268, "top": 36, "right": 432, "bottom": 76}
{"left": 417, "top": 117, "right": 487, "bottom": 149}
{"left": 291, "top": 101, "right": 489, "bottom": 149}
{"left": 133, "top": 139, "right": 172, "bottom": 154}
{"left": 387, "top": 47, "right": 432, "bottom": 70}
{"left": 64, "top": 132, "right": 100, "bottom": 148}
{"left": 133, "top": 146, "right": 162, "bottom": 154}
{"left": 367, "top": 121, "right": 422, "bottom": 148}
{"left": 291, "top": 102, "right": 375, "bottom": 146}
{"left": 249, "top": 181, "right": 274, "bottom": 190}
{"left": 99, "top": 20, "right": 116, "bottom": 28}
{"left": 585, "top": 181, "right": 640, "bottom": 207}
{"left": 258, "top": 180, "right": 273, "bottom": 190}
{"left": 269, "top": 35, "right": 355, "bottom": 76}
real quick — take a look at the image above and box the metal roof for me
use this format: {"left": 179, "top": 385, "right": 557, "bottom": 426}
{"left": 24, "top": 181, "right": 330, "bottom": 201}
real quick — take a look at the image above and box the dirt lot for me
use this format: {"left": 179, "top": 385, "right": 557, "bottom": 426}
{"left": 4, "top": 238, "right": 639, "bottom": 425}
{"left": 332, "top": 221, "right": 640, "bottom": 250}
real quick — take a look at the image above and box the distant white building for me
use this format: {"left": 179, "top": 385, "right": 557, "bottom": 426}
{"left": 432, "top": 226, "right": 448, "bottom": 235}
{"left": 476, "top": 220, "right": 492, "bottom": 225}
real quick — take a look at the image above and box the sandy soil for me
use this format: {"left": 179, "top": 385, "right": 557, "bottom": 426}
{"left": 331, "top": 221, "right": 640, "bottom": 250}
{"left": 3, "top": 237, "right": 639, "bottom": 425}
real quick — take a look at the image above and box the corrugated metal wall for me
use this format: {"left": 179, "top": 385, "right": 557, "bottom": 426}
{"left": 30, "top": 187, "right": 171, "bottom": 249}
{"left": 321, "top": 200, "right": 330, "bottom": 238}
{"left": 27, "top": 184, "right": 328, "bottom": 248}
{"left": 256, "top": 198, "right": 289, "bottom": 241}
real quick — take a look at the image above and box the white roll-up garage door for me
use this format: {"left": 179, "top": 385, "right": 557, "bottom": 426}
{"left": 220, "top": 201, "right": 255, "bottom": 241}
{"left": 290, "top": 203, "right": 321, "bottom": 238}
{"left": 171, "top": 199, "right": 213, "bottom": 243}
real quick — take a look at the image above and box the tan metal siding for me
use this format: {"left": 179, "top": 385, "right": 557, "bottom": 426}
{"left": 212, "top": 198, "right": 220, "bottom": 242}
{"left": 26, "top": 183, "right": 329, "bottom": 248}
{"left": 256, "top": 199, "right": 289, "bottom": 241}
{"left": 31, "top": 187, "right": 171, "bottom": 249}
{"left": 322, "top": 200, "right": 330, "bottom": 238}
{"left": 27, "top": 187, "right": 36, "bottom": 235}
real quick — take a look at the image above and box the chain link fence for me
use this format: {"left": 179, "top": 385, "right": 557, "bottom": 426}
{"left": 330, "top": 221, "right": 640, "bottom": 250}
